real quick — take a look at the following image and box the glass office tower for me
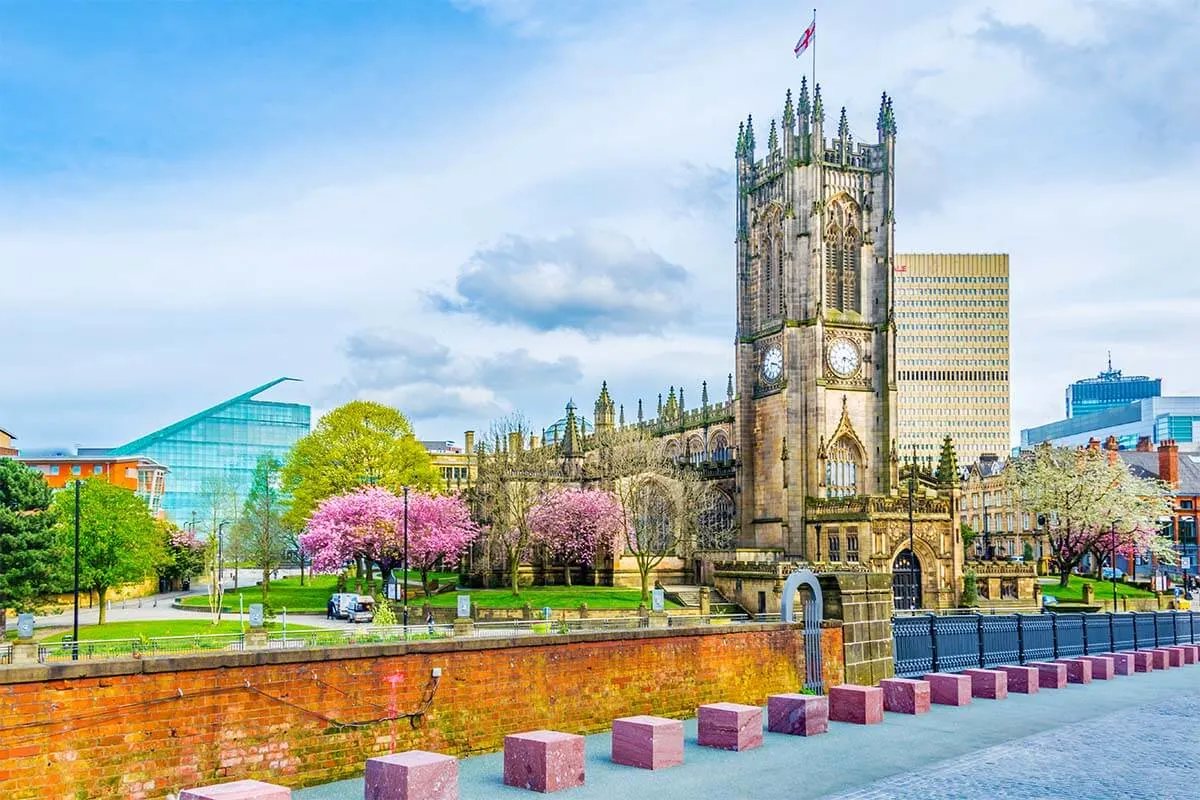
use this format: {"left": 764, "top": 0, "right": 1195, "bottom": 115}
{"left": 102, "top": 378, "right": 311, "bottom": 529}
{"left": 1066, "top": 357, "right": 1160, "bottom": 418}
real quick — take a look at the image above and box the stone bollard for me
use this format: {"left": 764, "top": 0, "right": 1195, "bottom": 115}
{"left": 578, "top": 602, "right": 589, "bottom": 620}
{"left": 699, "top": 587, "right": 711, "bottom": 616}
{"left": 1082, "top": 584, "right": 1095, "bottom": 605}
{"left": 522, "top": 602, "right": 533, "bottom": 621}
{"left": 453, "top": 616, "right": 474, "bottom": 638}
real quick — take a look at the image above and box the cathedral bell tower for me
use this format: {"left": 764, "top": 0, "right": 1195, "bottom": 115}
{"left": 734, "top": 82, "right": 898, "bottom": 556}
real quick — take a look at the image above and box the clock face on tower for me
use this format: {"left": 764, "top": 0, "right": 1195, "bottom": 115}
{"left": 827, "top": 337, "right": 861, "bottom": 378}
{"left": 760, "top": 345, "right": 784, "bottom": 383}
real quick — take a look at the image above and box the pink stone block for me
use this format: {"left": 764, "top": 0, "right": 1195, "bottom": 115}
{"left": 1103, "top": 653, "right": 1134, "bottom": 675}
{"left": 767, "top": 694, "right": 829, "bottom": 735}
{"left": 879, "top": 678, "right": 930, "bottom": 715}
{"left": 364, "top": 751, "right": 458, "bottom": 800}
{"left": 830, "top": 681, "right": 888, "bottom": 724}
{"left": 697, "top": 702, "right": 763, "bottom": 751}
{"left": 1165, "top": 646, "right": 1186, "bottom": 667}
{"left": 1150, "top": 649, "right": 1171, "bottom": 669}
{"left": 996, "top": 665, "right": 1040, "bottom": 694}
{"left": 828, "top": 684, "right": 884, "bottom": 725}
{"left": 922, "top": 673, "right": 972, "bottom": 706}
{"left": 1080, "top": 656, "right": 1115, "bottom": 680}
{"left": 503, "top": 730, "right": 585, "bottom": 793}
{"left": 180, "top": 781, "right": 291, "bottom": 800}
{"left": 1026, "top": 662, "right": 1068, "bottom": 689}
{"left": 1055, "top": 658, "right": 1093, "bottom": 684}
{"left": 611, "top": 716, "right": 684, "bottom": 770}
{"left": 1180, "top": 645, "right": 1199, "bottom": 664}
{"left": 1133, "top": 651, "right": 1154, "bottom": 672}
{"left": 963, "top": 669, "right": 1008, "bottom": 700}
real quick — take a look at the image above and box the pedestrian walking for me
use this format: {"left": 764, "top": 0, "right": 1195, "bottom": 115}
{"left": 426, "top": 609, "right": 435, "bottom": 635}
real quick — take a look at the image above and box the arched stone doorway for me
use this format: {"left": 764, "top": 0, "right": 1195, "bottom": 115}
{"left": 779, "top": 569, "right": 825, "bottom": 694}
{"left": 892, "top": 549, "right": 922, "bottom": 610}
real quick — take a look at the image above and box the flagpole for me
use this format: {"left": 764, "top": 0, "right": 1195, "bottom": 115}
{"left": 811, "top": 8, "right": 817, "bottom": 93}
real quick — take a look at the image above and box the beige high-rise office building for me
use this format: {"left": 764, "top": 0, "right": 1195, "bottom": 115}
{"left": 895, "top": 253, "right": 1011, "bottom": 466}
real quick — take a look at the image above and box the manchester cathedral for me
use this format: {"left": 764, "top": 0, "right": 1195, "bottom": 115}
{"left": 469, "top": 83, "right": 1015, "bottom": 610}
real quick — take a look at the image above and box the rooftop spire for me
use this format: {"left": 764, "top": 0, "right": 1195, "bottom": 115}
{"left": 637, "top": 398, "right": 645, "bottom": 423}
{"left": 813, "top": 84, "right": 824, "bottom": 124}
{"left": 745, "top": 114, "right": 756, "bottom": 157}
{"left": 783, "top": 88, "right": 795, "bottom": 129}
{"left": 798, "top": 77, "right": 810, "bottom": 120}
{"left": 838, "top": 106, "right": 850, "bottom": 140}
{"left": 876, "top": 92, "right": 897, "bottom": 138}
{"left": 701, "top": 380, "right": 709, "bottom": 408}
{"left": 767, "top": 118, "right": 778, "bottom": 152}
{"left": 619, "top": 404, "right": 625, "bottom": 427}
{"left": 726, "top": 373, "right": 734, "bottom": 401}
{"left": 735, "top": 120, "right": 745, "bottom": 158}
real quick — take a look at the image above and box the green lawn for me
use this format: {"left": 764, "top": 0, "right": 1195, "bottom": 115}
{"left": 179, "top": 574, "right": 679, "bottom": 612}
{"left": 179, "top": 572, "right": 459, "bottom": 613}
{"left": 1040, "top": 575, "right": 1157, "bottom": 604}
{"left": 426, "top": 587, "right": 681, "bottom": 609}
{"left": 37, "top": 618, "right": 315, "bottom": 643}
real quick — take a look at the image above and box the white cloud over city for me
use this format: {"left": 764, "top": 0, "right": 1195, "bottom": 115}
{"left": 1, "top": 0, "right": 1197, "bottom": 449}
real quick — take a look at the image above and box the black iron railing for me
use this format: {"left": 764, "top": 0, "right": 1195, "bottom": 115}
{"left": 893, "top": 611, "right": 1199, "bottom": 678}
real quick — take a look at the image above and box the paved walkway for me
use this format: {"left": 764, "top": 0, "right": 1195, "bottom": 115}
{"left": 297, "top": 664, "right": 1200, "bottom": 800}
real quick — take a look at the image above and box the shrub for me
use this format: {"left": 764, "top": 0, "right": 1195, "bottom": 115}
{"left": 962, "top": 569, "right": 979, "bottom": 607}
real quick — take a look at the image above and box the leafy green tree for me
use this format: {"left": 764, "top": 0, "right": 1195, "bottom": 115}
{"left": 53, "top": 479, "right": 161, "bottom": 624}
{"left": 241, "top": 455, "right": 289, "bottom": 605}
{"left": 156, "top": 520, "right": 205, "bottom": 589}
{"left": 281, "top": 400, "right": 440, "bottom": 530}
{"left": 960, "top": 522, "right": 978, "bottom": 551}
{"left": 961, "top": 569, "right": 979, "bottom": 607}
{"left": 0, "top": 460, "right": 61, "bottom": 637}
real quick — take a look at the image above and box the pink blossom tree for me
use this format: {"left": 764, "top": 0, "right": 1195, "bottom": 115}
{"left": 301, "top": 487, "right": 479, "bottom": 596}
{"left": 528, "top": 488, "right": 625, "bottom": 586}
{"left": 406, "top": 493, "right": 479, "bottom": 596}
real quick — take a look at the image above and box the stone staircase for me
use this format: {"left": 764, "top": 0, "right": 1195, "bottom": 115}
{"left": 662, "top": 585, "right": 743, "bottom": 615}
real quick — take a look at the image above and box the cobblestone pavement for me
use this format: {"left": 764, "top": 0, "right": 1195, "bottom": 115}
{"left": 296, "top": 664, "right": 1200, "bottom": 800}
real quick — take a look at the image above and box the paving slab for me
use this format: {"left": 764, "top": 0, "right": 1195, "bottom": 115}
{"left": 296, "top": 667, "right": 1200, "bottom": 800}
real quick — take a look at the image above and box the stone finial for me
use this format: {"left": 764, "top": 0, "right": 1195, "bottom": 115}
{"left": 798, "top": 77, "right": 811, "bottom": 120}
{"left": 877, "top": 92, "right": 897, "bottom": 138}
{"left": 745, "top": 114, "right": 756, "bottom": 156}
{"left": 838, "top": 106, "right": 850, "bottom": 141}
{"left": 701, "top": 380, "right": 709, "bottom": 407}
{"left": 637, "top": 398, "right": 645, "bottom": 423}
{"left": 726, "top": 373, "right": 735, "bottom": 401}
{"left": 619, "top": 404, "right": 625, "bottom": 427}
{"left": 813, "top": 85, "right": 824, "bottom": 124}
{"left": 768, "top": 118, "right": 778, "bottom": 152}
{"left": 736, "top": 120, "right": 746, "bottom": 158}
{"left": 783, "top": 88, "right": 795, "bottom": 129}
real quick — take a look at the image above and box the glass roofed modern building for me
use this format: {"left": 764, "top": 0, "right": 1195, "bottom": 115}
{"left": 90, "top": 378, "right": 311, "bottom": 528}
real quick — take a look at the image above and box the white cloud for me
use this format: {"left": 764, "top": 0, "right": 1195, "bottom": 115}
{"left": 2, "top": 0, "right": 1196, "bottom": 449}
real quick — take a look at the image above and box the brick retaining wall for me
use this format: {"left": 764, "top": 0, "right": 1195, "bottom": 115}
{"left": 0, "top": 624, "right": 806, "bottom": 799}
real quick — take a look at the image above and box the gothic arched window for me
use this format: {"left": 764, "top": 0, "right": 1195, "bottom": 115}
{"left": 824, "top": 196, "right": 862, "bottom": 313}
{"left": 697, "top": 489, "right": 736, "bottom": 549}
{"left": 664, "top": 440, "right": 681, "bottom": 462}
{"left": 758, "top": 208, "right": 784, "bottom": 325}
{"left": 710, "top": 432, "right": 731, "bottom": 464}
{"left": 633, "top": 481, "right": 673, "bottom": 553}
{"left": 687, "top": 436, "right": 706, "bottom": 466}
{"left": 825, "top": 436, "right": 862, "bottom": 498}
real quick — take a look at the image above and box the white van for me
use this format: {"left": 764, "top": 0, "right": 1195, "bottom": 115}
{"left": 347, "top": 595, "right": 375, "bottom": 623}
{"left": 330, "top": 593, "right": 357, "bottom": 620}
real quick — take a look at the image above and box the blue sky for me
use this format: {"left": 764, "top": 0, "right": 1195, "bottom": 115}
{"left": 2, "top": 0, "right": 1198, "bottom": 451}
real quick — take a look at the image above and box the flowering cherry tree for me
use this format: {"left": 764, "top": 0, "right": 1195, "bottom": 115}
{"left": 1009, "top": 444, "right": 1174, "bottom": 587}
{"left": 301, "top": 487, "right": 478, "bottom": 596}
{"left": 528, "top": 488, "right": 625, "bottom": 586}
{"left": 406, "top": 493, "right": 479, "bottom": 595}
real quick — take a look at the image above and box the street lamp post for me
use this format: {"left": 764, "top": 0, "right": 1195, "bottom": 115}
{"left": 403, "top": 485, "right": 410, "bottom": 636}
{"left": 72, "top": 479, "right": 81, "bottom": 660}
{"left": 1111, "top": 520, "right": 1119, "bottom": 610}
{"left": 908, "top": 445, "right": 917, "bottom": 610}
{"left": 217, "top": 521, "right": 229, "bottom": 583}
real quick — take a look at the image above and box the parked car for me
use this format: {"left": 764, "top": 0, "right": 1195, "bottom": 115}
{"left": 1101, "top": 567, "right": 1126, "bottom": 580}
{"left": 347, "top": 595, "right": 375, "bottom": 623}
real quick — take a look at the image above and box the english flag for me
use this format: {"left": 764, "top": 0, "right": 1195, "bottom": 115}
{"left": 794, "top": 18, "right": 815, "bottom": 57}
